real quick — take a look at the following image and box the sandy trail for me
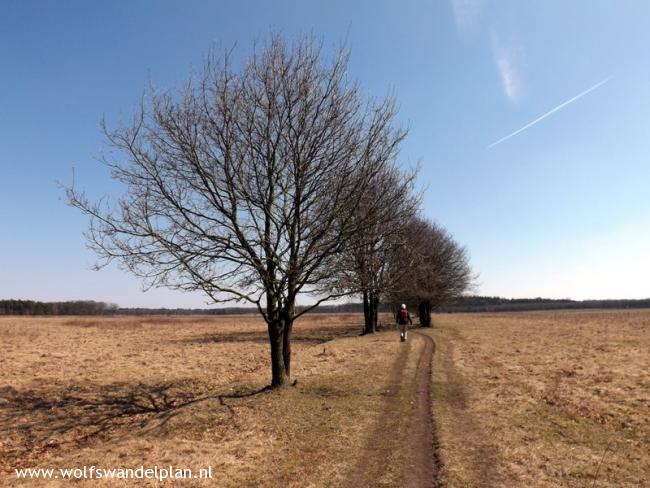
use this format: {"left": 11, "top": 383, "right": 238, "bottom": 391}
{"left": 406, "top": 331, "right": 440, "bottom": 488}
{"left": 344, "top": 330, "right": 440, "bottom": 487}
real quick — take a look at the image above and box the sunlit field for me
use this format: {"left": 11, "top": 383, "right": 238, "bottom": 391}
{"left": 428, "top": 309, "right": 650, "bottom": 487}
{"left": 0, "top": 314, "right": 423, "bottom": 487}
{"left": 1, "top": 310, "right": 648, "bottom": 487}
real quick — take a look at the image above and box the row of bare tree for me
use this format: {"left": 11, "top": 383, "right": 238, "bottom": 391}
{"left": 331, "top": 176, "right": 473, "bottom": 334}
{"left": 68, "top": 35, "right": 472, "bottom": 387}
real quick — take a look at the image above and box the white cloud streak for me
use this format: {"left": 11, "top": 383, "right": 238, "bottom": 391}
{"left": 488, "top": 77, "right": 612, "bottom": 149}
{"left": 491, "top": 31, "right": 525, "bottom": 103}
{"left": 495, "top": 54, "right": 521, "bottom": 102}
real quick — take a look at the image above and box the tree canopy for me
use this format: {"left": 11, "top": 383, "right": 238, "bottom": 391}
{"left": 68, "top": 35, "right": 410, "bottom": 386}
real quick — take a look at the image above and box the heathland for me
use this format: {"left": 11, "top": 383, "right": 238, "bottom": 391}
{"left": 1, "top": 310, "right": 648, "bottom": 487}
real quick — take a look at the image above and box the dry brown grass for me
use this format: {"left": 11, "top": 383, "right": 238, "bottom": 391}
{"left": 0, "top": 313, "right": 419, "bottom": 487}
{"left": 425, "top": 309, "right": 650, "bottom": 488}
{"left": 3, "top": 309, "right": 647, "bottom": 487}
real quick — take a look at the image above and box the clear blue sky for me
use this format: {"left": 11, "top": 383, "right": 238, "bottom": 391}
{"left": 2, "top": 0, "right": 649, "bottom": 307}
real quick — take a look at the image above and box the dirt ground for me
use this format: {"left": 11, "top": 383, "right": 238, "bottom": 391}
{"left": 1, "top": 310, "right": 648, "bottom": 487}
{"left": 426, "top": 309, "right": 650, "bottom": 487}
{"left": 0, "top": 314, "right": 430, "bottom": 487}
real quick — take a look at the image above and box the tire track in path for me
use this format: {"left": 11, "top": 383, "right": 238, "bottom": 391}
{"left": 406, "top": 331, "right": 440, "bottom": 488}
{"left": 344, "top": 331, "right": 440, "bottom": 487}
{"left": 344, "top": 336, "right": 412, "bottom": 488}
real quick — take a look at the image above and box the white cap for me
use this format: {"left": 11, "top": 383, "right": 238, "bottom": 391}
{"left": 401, "top": 304, "right": 406, "bottom": 309}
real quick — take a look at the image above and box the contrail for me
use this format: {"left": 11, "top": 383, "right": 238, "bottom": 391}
{"left": 488, "top": 76, "right": 612, "bottom": 149}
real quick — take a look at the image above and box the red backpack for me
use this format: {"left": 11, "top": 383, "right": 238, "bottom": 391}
{"left": 398, "top": 308, "right": 409, "bottom": 324}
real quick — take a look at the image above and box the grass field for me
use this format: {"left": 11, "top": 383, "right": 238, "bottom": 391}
{"left": 0, "top": 310, "right": 648, "bottom": 487}
{"left": 428, "top": 310, "right": 650, "bottom": 487}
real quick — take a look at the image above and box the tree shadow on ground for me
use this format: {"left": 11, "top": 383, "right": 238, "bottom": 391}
{"left": 182, "top": 324, "right": 362, "bottom": 345}
{"left": 0, "top": 380, "right": 269, "bottom": 471}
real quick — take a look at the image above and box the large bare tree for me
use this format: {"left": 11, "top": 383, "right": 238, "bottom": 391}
{"left": 392, "top": 218, "right": 473, "bottom": 327}
{"left": 67, "top": 36, "right": 408, "bottom": 386}
{"left": 332, "top": 165, "right": 420, "bottom": 334}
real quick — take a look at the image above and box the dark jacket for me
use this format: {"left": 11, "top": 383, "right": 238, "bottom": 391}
{"left": 396, "top": 308, "right": 412, "bottom": 325}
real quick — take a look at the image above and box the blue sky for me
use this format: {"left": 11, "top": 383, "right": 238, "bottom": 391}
{"left": 1, "top": 0, "right": 649, "bottom": 307}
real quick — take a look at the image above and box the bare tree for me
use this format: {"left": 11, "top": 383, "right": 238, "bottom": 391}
{"left": 332, "top": 165, "right": 420, "bottom": 334}
{"left": 392, "top": 218, "right": 473, "bottom": 327}
{"left": 67, "top": 36, "right": 408, "bottom": 387}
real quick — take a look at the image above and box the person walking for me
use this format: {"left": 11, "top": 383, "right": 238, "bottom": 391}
{"left": 396, "top": 304, "right": 412, "bottom": 342}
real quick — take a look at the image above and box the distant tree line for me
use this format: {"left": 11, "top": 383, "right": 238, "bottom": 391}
{"left": 6, "top": 297, "right": 649, "bottom": 317}
{"left": 438, "top": 296, "right": 650, "bottom": 313}
{"left": 0, "top": 300, "right": 373, "bottom": 316}
{"left": 0, "top": 300, "right": 118, "bottom": 316}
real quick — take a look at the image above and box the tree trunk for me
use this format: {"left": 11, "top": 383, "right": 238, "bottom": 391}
{"left": 371, "top": 293, "right": 379, "bottom": 331}
{"left": 281, "top": 305, "right": 293, "bottom": 379}
{"left": 267, "top": 296, "right": 293, "bottom": 387}
{"left": 268, "top": 322, "right": 289, "bottom": 387}
{"left": 362, "top": 290, "right": 376, "bottom": 334}
{"left": 418, "top": 300, "right": 432, "bottom": 327}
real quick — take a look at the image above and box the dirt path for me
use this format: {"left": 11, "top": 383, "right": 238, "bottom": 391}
{"left": 344, "top": 330, "right": 439, "bottom": 487}
{"left": 405, "top": 331, "right": 440, "bottom": 488}
{"left": 344, "top": 336, "right": 412, "bottom": 487}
